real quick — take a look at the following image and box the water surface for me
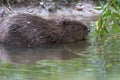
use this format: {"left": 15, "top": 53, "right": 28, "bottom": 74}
{"left": 0, "top": 34, "right": 120, "bottom": 80}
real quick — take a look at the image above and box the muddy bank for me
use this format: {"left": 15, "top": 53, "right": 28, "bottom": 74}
{"left": 0, "top": 0, "right": 102, "bottom": 8}
{"left": 0, "top": 0, "right": 102, "bottom": 25}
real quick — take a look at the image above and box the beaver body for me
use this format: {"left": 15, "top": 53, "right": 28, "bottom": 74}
{"left": 0, "top": 14, "right": 89, "bottom": 47}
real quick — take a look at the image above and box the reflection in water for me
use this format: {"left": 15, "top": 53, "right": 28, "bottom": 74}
{"left": 0, "top": 37, "right": 120, "bottom": 80}
{"left": 0, "top": 41, "right": 90, "bottom": 64}
{"left": 86, "top": 36, "right": 120, "bottom": 80}
{"left": 0, "top": 36, "right": 120, "bottom": 80}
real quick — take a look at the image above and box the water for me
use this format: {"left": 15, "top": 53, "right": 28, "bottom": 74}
{"left": 0, "top": 32, "right": 120, "bottom": 80}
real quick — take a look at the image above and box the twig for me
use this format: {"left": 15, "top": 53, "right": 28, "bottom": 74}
{"left": 63, "top": 44, "right": 88, "bottom": 57}
{"left": 2, "top": 5, "right": 14, "bottom": 14}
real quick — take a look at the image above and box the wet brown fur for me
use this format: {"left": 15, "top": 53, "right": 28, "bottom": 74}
{"left": 0, "top": 14, "right": 89, "bottom": 47}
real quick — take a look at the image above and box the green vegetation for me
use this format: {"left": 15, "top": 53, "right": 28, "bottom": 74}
{"left": 96, "top": 0, "right": 120, "bottom": 36}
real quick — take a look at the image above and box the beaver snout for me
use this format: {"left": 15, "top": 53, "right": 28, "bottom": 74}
{"left": 88, "top": 29, "right": 90, "bottom": 33}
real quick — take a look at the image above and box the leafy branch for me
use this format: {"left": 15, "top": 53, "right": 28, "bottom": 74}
{"left": 96, "top": 0, "right": 120, "bottom": 36}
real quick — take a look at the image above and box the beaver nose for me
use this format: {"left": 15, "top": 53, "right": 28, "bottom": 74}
{"left": 88, "top": 29, "right": 90, "bottom": 32}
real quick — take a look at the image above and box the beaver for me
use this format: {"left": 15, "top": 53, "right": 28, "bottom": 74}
{"left": 0, "top": 13, "right": 89, "bottom": 47}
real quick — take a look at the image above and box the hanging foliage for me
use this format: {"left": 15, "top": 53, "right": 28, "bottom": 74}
{"left": 96, "top": 0, "right": 120, "bottom": 36}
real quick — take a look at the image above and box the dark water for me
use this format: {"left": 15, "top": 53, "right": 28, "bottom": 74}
{"left": 0, "top": 32, "right": 120, "bottom": 80}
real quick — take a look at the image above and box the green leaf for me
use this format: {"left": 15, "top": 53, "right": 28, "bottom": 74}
{"left": 112, "top": 22, "right": 120, "bottom": 33}
{"left": 94, "top": 6, "right": 103, "bottom": 10}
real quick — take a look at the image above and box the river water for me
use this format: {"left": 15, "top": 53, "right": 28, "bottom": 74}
{"left": 0, "top": 31, "right": 120, "bottom": 80}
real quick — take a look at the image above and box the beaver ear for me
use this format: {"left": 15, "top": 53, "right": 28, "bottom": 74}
{"left": 56, "top": 18, "right": 70, "bottom": 26}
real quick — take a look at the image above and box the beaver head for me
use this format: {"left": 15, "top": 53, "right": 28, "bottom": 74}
{"left": 59, "top": 19, "right": 89, "bottom": 42}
